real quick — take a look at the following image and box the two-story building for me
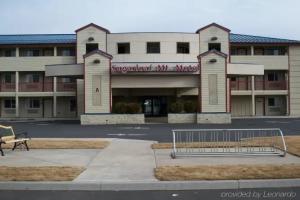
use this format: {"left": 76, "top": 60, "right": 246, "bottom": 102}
{"left": 0, "top": 23, "right": 300, "bottom": 124}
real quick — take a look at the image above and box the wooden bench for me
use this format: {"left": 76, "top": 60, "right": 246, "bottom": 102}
{"left": 0, "top": 125, "right": 30, "bottom": 156}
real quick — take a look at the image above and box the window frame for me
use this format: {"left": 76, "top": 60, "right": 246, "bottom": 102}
{"left": 86, "top": 43, "right": 99, "bottom": 54}
{"left": 4, "top": 99, "right": 16, "bottom": 109}
{"left": 177, "top": 42, "right": 190, "bottom": 54}
{"left": 28, "top": 98, "right": 40, "bottom": 109}
{"left": 117, "top": 42, "right": 130, "bottom": 54}
{"left": 146, "top": 42, "right": 160, "bottom": 54}
{"left": 268, "top": 97, "right": 276, "bottom": 107}
{"left": 208, "top": 43, "right": 221, "bottom": 51}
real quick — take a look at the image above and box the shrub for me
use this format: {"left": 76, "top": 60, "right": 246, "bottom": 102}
{"left": 170, "top": 102, "right": 184, "bottom": 113}
{"left": 113, "top": 102, "right": 127, "bottom": 114}
{"left": 113, "top": 102, "right": 141, "bottom": 114}
{"left": 184, "top": 100, "right": 197, "bottom": 113}
{"left": 126, "top": 103, "right": 141, "bottom": 114}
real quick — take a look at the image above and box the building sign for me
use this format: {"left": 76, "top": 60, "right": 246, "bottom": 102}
{"left": 111, "top": 63, "right": 200, "bottom": 74}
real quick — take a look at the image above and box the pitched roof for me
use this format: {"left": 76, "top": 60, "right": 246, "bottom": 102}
{"left": 196, "top": 23, "right": 230, "bottom": 33}
{"left": 0, "top": 34, "right": 76, "bottom": 45}
{"left": 75, "top": 23, "right": 110, "bottom": 33}
{"left": 230, "top": 33, "right": 300, "bottom": 44}
{"left": 197, "top": 50, "right": 227, "bottom": 59}
{"left": 0, "top": 33, "right": 299, "bottom": 45}
{"left": 83, "top": 49, "right": 113, "bottom": 59}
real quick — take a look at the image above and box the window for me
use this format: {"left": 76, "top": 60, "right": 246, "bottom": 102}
{"left": 4, "top": 99, "right": 15, "bottom": 109}
{"left": 177, "top": 42, "right": 189, "bottom": 54}
{"left": 70, "top": 99, "right": 76, "bottom": 112}
{"left": 117, "top": 43, "right": 130, "bottom": 54}
{"left": 230, "top": 77, "right": 237, "bottom": 82}
{"left": 268, "top": 98, "right": 275, "bottom": 107}
{"left": 254, "top": 47, "right": 287, "bottom": 55}
{"left": 29, "top": 99, "right": 40, "bottom": 109}
{"left": 26, "top": 74, "right": 40, "bottom": 83}
{"left": 57, "top": 47, "right": 75, "bottom": 56}
{"left": 208, "top": 43, "right": 221, "bottom": 51}
{"left": 0, "top": 48, "right": 16, "bottom": 57}
{"left": 231, "top": 46, "right": 251, "bottom": 55}
{"left": 19, "top": 48, "right": 54, "bottom": 57}
{"left": 147, "top": 42, "right": 160, "bottom": 54}
{"left": 4, "top": 73, "right": 14, "bottom": 83}
{"left": 267, "top": 72, "right": 279, "bottom": 81}
{"left": 86, "top": 43, "right": 98, "bottom": 54}
{"left": 62, "top": 77, "right": 75, "bottom": 83}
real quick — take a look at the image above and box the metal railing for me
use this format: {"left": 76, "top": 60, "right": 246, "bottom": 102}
{"left": 171, "top": 129, "right": 287, "bottom": 158}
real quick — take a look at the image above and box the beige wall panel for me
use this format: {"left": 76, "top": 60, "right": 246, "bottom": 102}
{"left": 0, "top": 57, "right": 75, "bottom": 71}
{"left": 112, "top": 75, "right": 199, "bottom": 88}
{"left": 77, "top": 26, "right": 107, "bottom": 63}
{"left": 231, "top": 96, "right": 252, "bottom": 116}
{"left": 289, "top": 46, "right": 300, "bottom": 116}
{"left": 107, "top": 33, "right": 199, "bottom": 62}
{"left": 198, "top": 26, "right": 229, "bottom": 55}
{"left": 201, "top": 54, "right": 226, "bottom": 112}
{"left": 84, "top": 54, "right": 110, "bottom": 113}
{"left": 231, "top": 56, "right": 288, "bottom": 70}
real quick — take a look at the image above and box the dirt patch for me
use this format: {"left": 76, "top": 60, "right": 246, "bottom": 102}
{"left": 0, "top": 166, "right": 85, "bottom": 181}
{"left": 155, "top": 164, "right": 300, "bottom": 181}
{"left": 2, "top": 139, "right": 110, "bottom": 149}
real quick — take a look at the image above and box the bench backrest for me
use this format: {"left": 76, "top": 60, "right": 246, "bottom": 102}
{"left": 0, "top": 125, "right": 15, "bottom": 142}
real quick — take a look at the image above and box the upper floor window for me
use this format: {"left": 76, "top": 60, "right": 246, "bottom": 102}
{"left": 267, "top": 72, "right": 279, "bottom": 81}
{"left": 177, "top": 42, "right": 189, "bottom": 54}
{"left": 86, "top": 43, "right": 98, "bottom": 54}
{"left": 57, "top": 47, "right": 75, "bottom": 56}
{"left": 231, "top": 46, "right": 251, "bottom": 55}
{"left": 254, "top": 46, "right": 287, "bottom": 55}
{"left": 26, "top": 74, "right": 40, "bottom": 83}
{"left": 118, "top": 43, "right": 130, "bottom": 54}
{"left": 147, "top": 42, "right": 160, "bottom": 54}
{"left": 208, "top": 43, "right": 221, "bottom": 51}
{"left": 0, "top": 48, "right": 16, "bottom": 57}
{"left": 62, "top": 77, "right": 76, "bottom": 83}
{"left": 19, "top": 48, "right": 54, "bottom": 57}
{"left": 3, "top": 73, "right": 14, "bottom": 83}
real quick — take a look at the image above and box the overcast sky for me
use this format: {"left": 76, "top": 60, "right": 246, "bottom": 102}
{"left": 0, "top": 0, "right": 299, "bottom": 40}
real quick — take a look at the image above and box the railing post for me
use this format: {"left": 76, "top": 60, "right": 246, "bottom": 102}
{"left": 251, "top": 76, "right": 255, "bottom": 116}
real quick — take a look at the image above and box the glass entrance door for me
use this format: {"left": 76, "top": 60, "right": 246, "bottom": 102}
{"left": 143, "top": 97, "right": 167, "bottom": 117}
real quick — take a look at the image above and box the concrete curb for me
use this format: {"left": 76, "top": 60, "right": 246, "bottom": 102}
{"left": 0, "top": 179, "right": 299, "bottom": 191}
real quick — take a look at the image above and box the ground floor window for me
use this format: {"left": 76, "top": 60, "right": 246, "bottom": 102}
{"left": 29, "top": 99, "right": 40, "bottom": 109}
{"left": 4, "top": 99, "right": 16, "bottom": 109}
{"left": 70, "top": 99, "right": 76, "bottom": 112}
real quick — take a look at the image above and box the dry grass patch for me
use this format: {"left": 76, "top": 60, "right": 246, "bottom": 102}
{"left": 155, "top": 164, "right": 300, "bottom": 181}
{"left": 152, "top": 136, "right": 300, "bottom": 157}
{"left": 2, "top": 139, "right": 110, "bottom": 149}
{"left": 0, "top": 166, "right": 85, "bottom": 181}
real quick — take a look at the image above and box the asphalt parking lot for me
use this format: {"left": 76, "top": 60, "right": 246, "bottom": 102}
{"left": 0, "top": 118, "right": 299, "bottom": 142}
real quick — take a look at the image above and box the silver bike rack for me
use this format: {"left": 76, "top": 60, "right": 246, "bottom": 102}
{"left": 171, "top": 129, "right": 287, "bottom": 158}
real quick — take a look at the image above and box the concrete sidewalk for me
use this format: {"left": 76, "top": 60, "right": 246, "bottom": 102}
{"left": 74, "top": 139, "right": 157, "bottom": 182}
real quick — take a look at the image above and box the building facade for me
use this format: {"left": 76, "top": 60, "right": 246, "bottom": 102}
{"left": 0, "top": 23, "right": 300, "bottom": 124}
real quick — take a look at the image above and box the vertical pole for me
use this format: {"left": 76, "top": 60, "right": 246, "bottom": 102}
{"left": 251, "top": 75, "right": 255, "bottom": 116}
{"left": 15, "top": 71, "right": 19, "bottom": 117}
{"left": 251, "top": 46, "right": 254, "bottom": 56}
{"left": 53, "top": 77, "right": 57, "bottom": 117}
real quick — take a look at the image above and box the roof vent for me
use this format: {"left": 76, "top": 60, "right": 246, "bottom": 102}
{"left": 211, "top": 36, "right": 218, "bottom": 41}
{"left": 88, "top": 37, "right": 94, "bottom": 42}
{"left": 93, "top": 59, "right": 100, "bottom": 64}
{"left": 209, "top": 59, "right": 217, "bottom": 63}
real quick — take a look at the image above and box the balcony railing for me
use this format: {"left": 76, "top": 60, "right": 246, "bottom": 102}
{"left": 57, "top": 82, "right": 76, "bottom": 92}
{"left": 255, "top": 80, "right": 287, "bottom": 90}
{"left": 0, "top": 83, "right": 16, "bottom": 92}
{"left": 230, "top": 80, "right": 287, "bottom": 90}
{"left": 19, "top": 82, "right": 53, "bottom": 92}
{"left": 230, "top": 80, "right": 251, "bottom": 91}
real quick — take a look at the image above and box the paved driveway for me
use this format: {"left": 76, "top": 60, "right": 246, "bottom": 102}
{"left": 1, "top": 118, "right": 300, "bottom": 142}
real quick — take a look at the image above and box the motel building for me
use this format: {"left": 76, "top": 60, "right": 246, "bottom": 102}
{"left": 0, "top": 23, "right": 300, "bottom": 124}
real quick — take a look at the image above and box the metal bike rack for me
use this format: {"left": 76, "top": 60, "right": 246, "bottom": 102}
{"left": 171, "top": 129, "right": 287, "bottom": 158}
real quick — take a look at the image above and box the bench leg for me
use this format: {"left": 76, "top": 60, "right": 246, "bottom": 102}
{"left": 24, "top": 141, "right": 29, "bottom": 151}
{"left": 12, "top": 142, "right": 17, "bottom": 151}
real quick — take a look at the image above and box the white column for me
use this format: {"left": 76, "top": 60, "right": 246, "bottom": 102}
{"left": 16, "top": 47, "right": 19, "bottom": 57}
{"left": 251, "top": 75, "right": 255, "bottom": 116}
{"left": 251, "top": 46, "right": 254, "bottom": 56}
{"left": 54, "top": 47, "right": 57, "bottom": 56}
{"left": 53, "top": 77, "right": 57, "bottom": 117}
{"left": 15, "top": 71, "right": 19, "bottom": 117}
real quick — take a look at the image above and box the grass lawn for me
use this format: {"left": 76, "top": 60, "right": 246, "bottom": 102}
{"left": 2, "top": 139, "right": 110, "bottom": 149}
{"left": 152, "top": 136, "right": 300, "bottom": 157}
{"left": 0, "top": 166, "right": 85, "bottom": 181}
{"left": 155, "top": 164, "right": 300, "bottom": 181}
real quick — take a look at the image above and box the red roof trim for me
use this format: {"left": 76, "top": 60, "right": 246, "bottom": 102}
{"left": 197, "top": 50, "right": 228, "bottom": 59}
{"left": 75, "top": 23, "right": 110, "bottom": 33}
{"left": 83, "top": 49, "right": 113, "bottom": 59}
{"left": 196, "top": 23, "right": 231, "bottom": 33}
